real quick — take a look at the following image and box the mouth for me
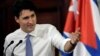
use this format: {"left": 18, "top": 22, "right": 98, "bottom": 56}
{"left": 27, "top": 23, "right": 36, "bottom": 29}
{"left": 27, "top": 24, "right": 36, "bottom": 28}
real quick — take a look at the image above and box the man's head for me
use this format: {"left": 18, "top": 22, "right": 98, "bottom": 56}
{"left": 12, "top": 0, "right": 37, "bottom": 33}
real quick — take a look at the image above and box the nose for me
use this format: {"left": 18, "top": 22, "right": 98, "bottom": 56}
{"left": 28, "top": 18, "right": 33, "bottom": 24}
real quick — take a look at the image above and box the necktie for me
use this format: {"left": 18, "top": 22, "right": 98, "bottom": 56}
{"left": 26, "top": 34, "right": 33, "bottom": 56}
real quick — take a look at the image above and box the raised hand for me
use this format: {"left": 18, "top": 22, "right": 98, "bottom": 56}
{"left": 70, "top": 28, "right": 80, "bottom": 46}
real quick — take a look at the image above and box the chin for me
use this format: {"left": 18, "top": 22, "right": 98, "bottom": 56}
{"left": 27, "top": 28, "right": 34, "bottom": 32}
{"left": 26, "top": 26, "right": 35, "bottom": 33}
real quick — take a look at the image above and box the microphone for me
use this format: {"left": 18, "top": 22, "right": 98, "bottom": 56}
{"left": 11, "top": 40, "right": 22, "bottom": 56}
{"left": 4, "top": 41, "right": 14, "bottom": 56}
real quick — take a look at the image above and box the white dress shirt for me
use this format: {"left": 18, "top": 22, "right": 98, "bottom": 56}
{"left": 4, "top": 24, "right": 70, "bottom": 56}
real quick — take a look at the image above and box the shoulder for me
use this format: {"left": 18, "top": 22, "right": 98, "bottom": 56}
{"left": 36, "top": 24, "right": 56, "bottom": 29}
{"left": 35, "top": 24, "right": 58, "bottom": 33}
{"left": 5, "top": 29, "right": 20, "bottom": 41}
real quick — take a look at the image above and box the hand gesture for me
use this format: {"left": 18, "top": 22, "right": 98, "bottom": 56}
{"left": 70, "top": 28, "right": 80, "bottom": 46}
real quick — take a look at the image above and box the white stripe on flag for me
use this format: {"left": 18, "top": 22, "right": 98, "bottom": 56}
{"left": 73, "top": 42, "right": 91, "bottom": 56}
{"left": 91, "top": 0, "right": 100, "bottom": 40}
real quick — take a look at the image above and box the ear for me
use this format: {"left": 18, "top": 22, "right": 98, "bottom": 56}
{"left": 15, "top": 16, "right": 19, "bottom": 23}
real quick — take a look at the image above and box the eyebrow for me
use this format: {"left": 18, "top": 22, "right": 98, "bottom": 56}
{"left": 31, "top": 14, "right": 34, "bottom": 17}
{"left": 23, "top": 16, "right": 29, "bottom": 19}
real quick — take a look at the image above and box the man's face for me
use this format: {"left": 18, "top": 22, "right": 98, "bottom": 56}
{"left": 15, "top": 10, "right": 36, "bottom": 33}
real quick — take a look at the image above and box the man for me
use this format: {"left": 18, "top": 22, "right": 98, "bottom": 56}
{"left": 4, "top": 0, "right": 80, "bottom": 56}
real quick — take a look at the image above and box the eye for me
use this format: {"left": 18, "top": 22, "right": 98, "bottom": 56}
{"left": 31, "top": 14, "right": 35, "bottom": 18}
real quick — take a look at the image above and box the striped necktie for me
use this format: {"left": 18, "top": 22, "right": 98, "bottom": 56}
{"left": 26, "top": 34, "right": 33, "bottom": 56}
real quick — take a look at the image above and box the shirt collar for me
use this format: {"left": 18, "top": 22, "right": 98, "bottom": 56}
{"left": 29, "top": 29, "right": 37, "bottom": 37}
{"left": 19, "top": 28, "right": 37, "bottom": 38}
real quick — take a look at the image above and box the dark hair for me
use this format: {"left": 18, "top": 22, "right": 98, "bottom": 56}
{"left": 12, "top": 0, "right": 37, "bottom": 18}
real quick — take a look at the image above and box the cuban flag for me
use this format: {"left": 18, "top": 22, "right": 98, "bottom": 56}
{"left": 62, "top": 0, "right": 100, "bottom": 56}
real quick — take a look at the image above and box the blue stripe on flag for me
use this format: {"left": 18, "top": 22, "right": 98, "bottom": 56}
{"left": 93, "top": 0, "right": 98, "bottom": 6}
{"left": 85, "top": 34, "right": 100, "bottom": 56}
{"left": 62, "top": 32, "right": 68, "bottom": 38}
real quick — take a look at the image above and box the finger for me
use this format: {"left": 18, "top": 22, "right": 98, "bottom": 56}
{"left": 75, "top": 28, "right": 81, "bottom": 37}
{"left": 71, "top": 32, "right": 80, "bottom": 37}
{"left": 73, "top": 37, "right": 80, "bottom": 43}
{"left": 72, "top": 34, "right": 80, "bottom": 41}
{"left": 70, "top": 37, "right": 79, "bottom": 44}
{"left": 75, "top": 27, "right": 80, "bottom": 33}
